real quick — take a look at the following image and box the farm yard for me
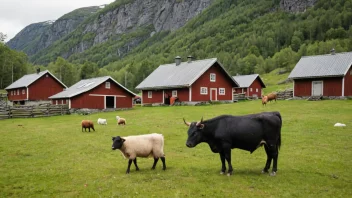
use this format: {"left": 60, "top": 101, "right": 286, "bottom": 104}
{"left": 0, "top": 100, "right": 351, "bottom": 197}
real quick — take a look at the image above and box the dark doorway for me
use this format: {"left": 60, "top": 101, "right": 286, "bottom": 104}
{"left": 164, "top": 93, "right": 170, "bottom": 105}
{"left": 106, "top": 96, "right": 114, "bottom": 108}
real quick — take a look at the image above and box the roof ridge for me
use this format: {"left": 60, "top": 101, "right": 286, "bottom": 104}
{"left": 301, "top": 51, "right": 352, "bottom": 58}
{"left": 160, "top": 57, "right": 217, "bottom": 66}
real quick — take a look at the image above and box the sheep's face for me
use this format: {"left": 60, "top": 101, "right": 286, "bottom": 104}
{"left": 112, "top": 136, "right": 125, "bottom": 150}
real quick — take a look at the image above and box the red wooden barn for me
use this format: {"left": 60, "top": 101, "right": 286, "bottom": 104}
{"left": 232, "top": 74, "right": 266, "bottom": 97}
{"left": 49, "top": 76, "right": 136, "bottom": 109}
{"left": 135, "top": 57, "right": 239, "bottom": 105}
{"left": 5, "top": 69, "right": 67, "bottom": 105}
{"left": 288, "top": 50, "right": 352, "bottom": 97}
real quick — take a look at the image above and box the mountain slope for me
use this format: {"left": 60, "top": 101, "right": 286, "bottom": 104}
{"left": 7, "top": 6, "right": 102, "bottom": 56}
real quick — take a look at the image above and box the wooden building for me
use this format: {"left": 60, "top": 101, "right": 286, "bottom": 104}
{"left": 288, "top": 50, "right": 352, "bottom": 97}
{"left": 232, "top": 74, "right": 266, "bottom": 97}
{"left": 5, "top": 69, "right": 67, "bottom": 105}
{"left": 49, "top": 76, "right": 136, "bottom": 109}
{"left": 135, "top": 56, "right": 239, "bottom": 105}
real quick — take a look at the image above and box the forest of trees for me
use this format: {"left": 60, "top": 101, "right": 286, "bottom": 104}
{"left": 2, "top": 0, "right": 352, "bottom": 92}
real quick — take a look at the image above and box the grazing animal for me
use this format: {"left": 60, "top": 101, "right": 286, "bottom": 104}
{"left": 97, "top": 118, "right": 107, "bottom": 125}
{"left": 81, "top": 120, "right": 95, "bottom": 132}
{"left": 116, "top": 116, "right": 126, "bottom": 125}
{"left": 267, "top": 93, "right": 277, "bottom": 102}
{"left": 262, "top": 95, "right": 268, "bottom": 106}
{"left": 111, "top": 133, "right": 166, "bottom": 174}
{"left": 183, "top": 111, "right": 282, "bottom": 176}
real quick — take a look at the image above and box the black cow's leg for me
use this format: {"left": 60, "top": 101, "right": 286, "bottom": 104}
{"left": 126, "top": 159, "right": 133, "bottom": 174}
{"left": 262, "top": 144, "right": 272, "bottom": 173}
{"left": 160, "top": 156, "right": 166, "bottom": 170}
{"left": 223, "top": 148, "right": 233, "bottom": 176}
{"left": 271, "top": 146, "right": 279, "bottom": 176}
{"left": 219, "top": 152, "right": 226, "bottom": 174}
{"left": 152, "top": 157, "right": 159, "bottom": 170}
{"left": 133, "top": 158, "right": 139, "bottom": 171}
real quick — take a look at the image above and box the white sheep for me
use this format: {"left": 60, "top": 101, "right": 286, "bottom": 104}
{"left": 111, "top": 133, "right": 166, "bottom": 174}
{"left": 97, "top": 118, "right": 107, "bottom": 125}
{"left": 116, "top": 116, "right": 126, "bottom": 125}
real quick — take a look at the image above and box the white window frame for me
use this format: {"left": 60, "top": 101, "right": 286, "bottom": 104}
{"left": 105, "top": 82, "right": 110, "bottom": 89}
{"left": 55, "top": 100, "right": 58, "bottom": 105}
{"left": 22, "top": 89, "right": 25, "bottom": 94}
{"left": 17, "top": 90, "right": 19, "bottom": 95}
{"left": 210, "top": 73, "right": 216, "bottom": 82}
{"left": 219, "top": 88, "right": 225, "bottom": 95}
{"left": 256, "top": 88, "right": 258, "bottom": 93}
{"left": 200, "top": 87, "right": 208, "bottom": 95}
{"left": 148, "top": 91, "right": 152, "bottom": 98}
{"left": 11, "top": 91, "right": 13, "bottom": 96}
{"left": 46, "top": 74, "right": 48, "bottom": 77}
{"left": 250, "top": 88, "right": 253, "bottom": 92}
{"left": 172, "top": 90, "right": 177, "bottom": 97}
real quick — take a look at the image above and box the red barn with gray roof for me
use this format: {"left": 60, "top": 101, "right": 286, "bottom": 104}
{"left": 5, "top": 69, "right": 67, "bottom": 105}
{"left": 135, "top": 57, "right": 239, "bottom": 105}
{"left": 232, "top": 74, "right": 266, "bottom": 97}
{"left": 288, "top": 51, "right": 352, "bottom": 97}
{"left": 49, "top": 76, "right": 136, "bottom": 109}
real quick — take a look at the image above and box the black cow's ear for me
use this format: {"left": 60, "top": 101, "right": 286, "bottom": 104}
{"left": 121, "top": 138, "right": 126, "bottom": 143}
{"left": 112, "top": 137, "right": 116, "bottom": 141}
{"left": 199, "top": 124, "right": 205, "bottom": 129}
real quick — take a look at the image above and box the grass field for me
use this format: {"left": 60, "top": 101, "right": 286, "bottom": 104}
{"left": 261, "top": 69, "right": 292, "bottom": 94}
{"left": 0, "top": 100, "right": 351, "bottom": 197}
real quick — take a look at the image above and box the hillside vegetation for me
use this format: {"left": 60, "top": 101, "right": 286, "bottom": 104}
{"left": 2, "top": 0, "right": 352, "bottom": 92}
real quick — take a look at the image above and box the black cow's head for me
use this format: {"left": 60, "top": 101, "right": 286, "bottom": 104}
{"left": 112, "top": 136, "right": 125, "bottom": 150}
{"left": 183, "top": 117, "right": 204, "bottom": 148}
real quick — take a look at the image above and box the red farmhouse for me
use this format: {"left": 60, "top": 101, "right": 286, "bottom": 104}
{"left": 49, "top": 76, "right": 136, "bottom": 109}
{"left": 288, "top": 50, "right": 352, "bottom": 97}
{"left": 5, "top": 69, "right": 67, "bottom": 105}
{"left": 232, "top": 74, "right": 266, "bottom": 97}
{"left": 135, "top": 56, "right": 239, "bottom": 105}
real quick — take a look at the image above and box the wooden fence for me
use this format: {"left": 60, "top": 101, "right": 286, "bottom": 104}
{"left": 0, "top": 104, "right": 69, "bottom": 120}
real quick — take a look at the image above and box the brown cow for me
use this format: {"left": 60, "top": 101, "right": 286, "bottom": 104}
{"left": 267, "top": 93, "right": 277, "bottom": 103}
{"left": 81, "top": 120, "right": 95, "bottom": 132}
{"left": 262, "top": 95, "right": 268, "bottom": 106}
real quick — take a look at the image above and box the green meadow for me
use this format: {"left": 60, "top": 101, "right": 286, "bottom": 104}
{"left": 0, "top": 100, "right": 351, "bottom": 197}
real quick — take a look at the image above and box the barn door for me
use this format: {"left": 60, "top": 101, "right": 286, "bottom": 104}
{"left": 312, "top": 81, "right": 323, "bottom": 96}
{"left": 210, "top": 88, "right": 217, "bottom": 101}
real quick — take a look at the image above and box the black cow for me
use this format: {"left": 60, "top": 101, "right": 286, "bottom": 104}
{"left": 183, "top": 111, "right": 282, "bottom": 176}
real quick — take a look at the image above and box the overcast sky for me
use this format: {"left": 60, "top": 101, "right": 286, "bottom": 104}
{"left": 0, "top": 0, "right": 115, "bottom": 42}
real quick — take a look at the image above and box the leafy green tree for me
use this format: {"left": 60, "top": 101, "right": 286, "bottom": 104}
{"left": 80, "top": 61, "right": 99, "bottom": 79}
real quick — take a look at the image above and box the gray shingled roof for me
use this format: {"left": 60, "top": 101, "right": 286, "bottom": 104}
{"left": 232, "top": 74, "right": 266, "bottom": 88}
{"left": 5, "top": 70, "right": 67, "bottom": 90}
{"left": 49, "top": 76, "right": 136, "bottom": 99}
{"left": 288, "top": 52, "right": 352, "bottom": 79}
{"left": 136, "top": 58, "right": 238, "bottom": 90}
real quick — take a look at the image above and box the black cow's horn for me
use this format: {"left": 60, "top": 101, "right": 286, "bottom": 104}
{"left": 183, "top": 118, "right": 190, "bottom": 126}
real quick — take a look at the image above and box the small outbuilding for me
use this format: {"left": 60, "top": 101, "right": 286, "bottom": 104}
{"left": 288, "top": 50, "right": 352, "bottom": 97}
{"left": 232, "top": 74, "right": 266, "bottom": 98}
{"left": 49, "top": 76, "right": 136, "bottom": 109}
{"left": 5, "top": 69, "right": 67, "bottom": 105}
{"left": 135, "top": 56, "right": 239, "bottom": 105}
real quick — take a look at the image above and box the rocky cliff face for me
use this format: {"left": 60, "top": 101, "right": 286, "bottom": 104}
{"left": 280, "top": 0, "right": 317, "bottom": 12}
{"left": 72, "top": 0, "right": 213, "bottom": 53}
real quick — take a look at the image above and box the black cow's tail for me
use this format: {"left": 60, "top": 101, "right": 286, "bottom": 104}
{"left": 275, "top": 112, "right": 282, "bottom": 151}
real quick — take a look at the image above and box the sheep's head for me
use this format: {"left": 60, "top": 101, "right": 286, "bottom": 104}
{"left": 112, "top": 136, "right": 125, "bottom": 150}
{"left": 116, "top": 116, "right": 120, "bottom": 120}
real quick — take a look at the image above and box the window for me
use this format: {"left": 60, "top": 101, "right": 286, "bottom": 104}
{"left": 148, "top": 91, "right": 152, "bottom": 98}
{"left": 46, "top": 74, "right": 48, "bottom": 77}
{"left": 350, "top": 70, "right": 352, "bottom": 75}
{"left": 105, "top": 82, "right": 110, "bottom": 89}
{"left": 256, "top": 88, "right": 258, "bottom": 93}
{"left": 172, "top": 90, "right": 177, "bottom": 97}
{"left": 17, "top": 90, "right": 19, "bottom": 95}
{"left": 250, "top": 88, "right": 253, "bottom": 92}
{"left": 200, "top": 87, "right": 208, "bottom": 95}
{"left": 61, "top": 100, "right": 63, "bottom": 104}
{"left": 11, "top": 91, "right": 13, "bottom": 96}
{"left": 55, "top": 100, "right": 58, "bottom": 105}
{"left": 210, "top": 73, "right": 216, "bottom": 82}
{"left": 22, "top": 89, "right": 25, "bottom": 94}
{"left": 219, "top": 88, "right": 225, "bottom": 95}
